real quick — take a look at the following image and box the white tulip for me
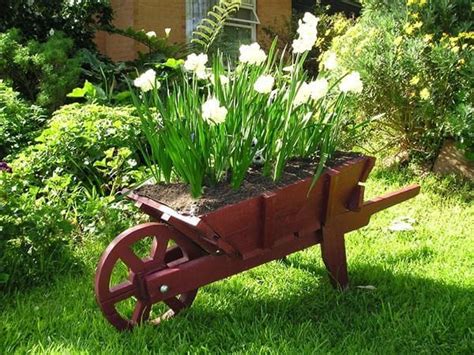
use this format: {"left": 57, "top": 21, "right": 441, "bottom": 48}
{"left": 202, "top": 98, "right": 228, "bottom": 125}
{"left": 322, "top": 52, "right": 338, "bottom": 71}
{"left": 303, "top": 12, "right": 319, "bottom": 26}
{"left": 292, "top": 12, "right": 319, "bottom": 54}
{"left": 254, "top": 75, "right": 275, "bottom": 94}
{"left": 294, "top": 82, "right": 312, "bottom": 107}
{"left": 308, "top": 78, "right": 329, "bottom": 100}
{"left": 134, "top": 69, "right": 158, "bottom": 92}
{"left": 164, "top": 28, "right": 171, "bottom": 37}
{"left": 219, "top": 75, "right": 230, "bottom": 85}
{"left": 339, "top": 72, "right": 363, "bottom": 94}
{"left": 146, "top": 31, "right": 157, "bottom": 38}
{"left": 184, "top": 53, "right": 209, "bottom": 79}
{"left": 239, "top": 43, "right": 267, "bottom": 65}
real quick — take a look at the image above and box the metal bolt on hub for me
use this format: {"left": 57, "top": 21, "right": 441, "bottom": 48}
{"left": 160, "top": 285, "right": 169, "bottom": 294}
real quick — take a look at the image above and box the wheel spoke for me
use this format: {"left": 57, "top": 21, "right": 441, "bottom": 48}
{"left": 151, "top": 236, "right": 168, "bottom": 262}
{"left": 164, "top": 296, "right": 187, "bottom": 313}
{"left": 131, "top": 300, "right": 152, "bottom": 324}
{"left": 108, "top": 281, "right": 136, "bottom": 303}
{"left": 120, "top": 247, "right": 145, "bottom": 273}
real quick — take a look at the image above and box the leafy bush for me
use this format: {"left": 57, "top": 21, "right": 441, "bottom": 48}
{"left": 0, "top": 81, "right": 45, "bottom": 158}
{"left": 0, "top": 29, "right": 83, "bottom": 111}
{"left": 0, "top": 172, "right": 73, "bottom": 290}
{"left": 330, "top": 0, "right": 473, "bottom": 160}
{"left": 12, "top": 104, "right": 143, "bottom": 195}
{"left": 0, "top": 0, "right": 112, "bottom": 51}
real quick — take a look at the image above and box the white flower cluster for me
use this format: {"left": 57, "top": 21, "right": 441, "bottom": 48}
{"left": 339, "top": 72, "right": 364, "bottom": 93}
{"left": 134, "top": 69, "right": 159, "bottom": 92}
{"left": 254, "top": 75, "right": 275, "bottom": 94}
{"left": 292, "top": 12, "right": 319, "bottom": 54}
{"left": 184, "top": 53, "right": 209, "bottom": 79}
{"left": 322, "top": 52, "right": 338, "bottom": 71}
{"left": 239, "top": 43, "right": 267, "bottom": 65}
{"left": 294, "top": 78, "right": 329, "bottom": 107}
{"left": 202, "top": 98, "right": 228, "bottom": 125}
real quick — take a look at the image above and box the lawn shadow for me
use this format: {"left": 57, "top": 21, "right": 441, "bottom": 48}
{"left": 2, "top": 256, "right": 473, "bottom": 354}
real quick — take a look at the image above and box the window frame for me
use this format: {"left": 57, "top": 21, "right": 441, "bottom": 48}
{"left": 186, "top": 0, "right": 259, "bottom": 42}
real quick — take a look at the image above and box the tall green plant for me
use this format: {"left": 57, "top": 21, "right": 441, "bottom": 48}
{"left": 131, "top": 13, "right": 364, "bottom": 197}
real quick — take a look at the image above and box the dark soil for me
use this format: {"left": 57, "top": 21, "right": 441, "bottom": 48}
{"left": 136, "top": 152, "right": 362, "bottom": 216}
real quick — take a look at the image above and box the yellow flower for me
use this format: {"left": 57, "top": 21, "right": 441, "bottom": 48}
{"left": 404, "top": 24, "right": 414, "bottom": 35}
{"left": 419, "top": 0, "right": 427, "bottom": 6}
{"left": 423, "top": 34, "right": 433, "bottom": 42}
{"left": 407, "top": 0, "right": 416, "bottom": 5}
{"left": 458, "top": 58, "right": 465, "bottom": 65}
{"left": 451, "top": 46, "right": 460, "bottom": 53}
{"left": 413, "top": 21, "right": 423, "bottom": 29}
{"left": 420, "top": 88, "right": 430, "bottom": 100}
{"left": 410, "top": 76, "right": 420, "bottom": 86}
{"left": 394, "top": 36, "right": 403, "bottom": 46}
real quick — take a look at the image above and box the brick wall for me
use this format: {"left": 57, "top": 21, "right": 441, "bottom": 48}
{"left": 97, "top": 0, "right": 292, "bottom": 61}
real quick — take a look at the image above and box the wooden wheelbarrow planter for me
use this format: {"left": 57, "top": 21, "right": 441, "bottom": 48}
{"left": 95, "top": 156, "right": 420, "bottom": 331}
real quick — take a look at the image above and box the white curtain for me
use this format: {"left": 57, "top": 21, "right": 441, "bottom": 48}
{"left": 186, "top": 0, "right": 218, "bottom": 39}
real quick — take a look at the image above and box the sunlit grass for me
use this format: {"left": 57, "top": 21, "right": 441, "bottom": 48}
{"left": 1, "top": 168, "right": 473, "bottom": 354}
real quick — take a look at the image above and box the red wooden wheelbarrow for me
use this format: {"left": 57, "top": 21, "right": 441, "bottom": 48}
{"left": 95, "top": 156, "right": 420, "bottom": 331}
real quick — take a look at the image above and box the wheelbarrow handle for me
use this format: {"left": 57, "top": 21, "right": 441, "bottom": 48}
{"left": 363, "top": 184, "right": 420, "bottom": 216}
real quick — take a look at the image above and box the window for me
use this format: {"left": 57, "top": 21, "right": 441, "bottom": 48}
{"left": 186, "top": 0, "right": 260, "bottom": 47}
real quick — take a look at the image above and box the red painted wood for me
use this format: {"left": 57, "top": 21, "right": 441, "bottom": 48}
{"left": 96, "top": 156, "right": 420, "bottom": 331}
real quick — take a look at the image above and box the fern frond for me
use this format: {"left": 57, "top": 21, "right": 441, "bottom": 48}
{"left": 191, "top": 0, "right": 241, "bottom": 53}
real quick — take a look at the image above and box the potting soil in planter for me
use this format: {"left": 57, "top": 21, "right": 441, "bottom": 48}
{"left": 136, "top": 152, "right": 361, "bottom": 216}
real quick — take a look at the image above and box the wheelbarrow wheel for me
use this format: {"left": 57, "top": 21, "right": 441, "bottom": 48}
{"left": 95, "top": 222, "right": 202, "bottom": 331}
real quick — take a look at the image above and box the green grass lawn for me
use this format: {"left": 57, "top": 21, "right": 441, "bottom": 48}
{"left": 1, "top": 167, "right": 473, "bottom": 354}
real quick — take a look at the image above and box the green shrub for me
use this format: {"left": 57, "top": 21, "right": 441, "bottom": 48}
{"left": 0, "top": 0, "right": 112, "bottom": 51}
{"left": 330, "top": 0, "right": 473, "bottom": 161}
{"left": 0, "top": 172, "right": 74, "bottom": 290}
{"left": 12, "top": 104, "right": 143, "bottom": 195}
{"left": 0, "top": 81, "right": 45, "bottom": 158}
{"left": 0, "top": 29, "right": 82, "bottom": 111}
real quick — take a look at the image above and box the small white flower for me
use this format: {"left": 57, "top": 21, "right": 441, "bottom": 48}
{"left": 322, "top": 52, "right": 338, "bottom": 71}
{"left": 184, "top": 53, "right": 208, "bottom": 79}
{"left": 146, "top": 31, "right": 157, "bottom": 38}
{"left": 339, "top": 71, "right": 363, "bottom": 94}
{"left": 127, "top": 159, "right": 137, "bottom": 168}
{"left": 134, "top": 69, "right": 158, "bottom": 92}
{"left": 308, "top": 78, "right": 329, "bottom": 100}
{"left": 220, "top": 75, "right": 230, "bottom": 85}
{"left": 293, "top": 82, "right": 312, "bottom": 107}
{"left": 292, "top": 12, "right": 319, "bottom": 54}
{"left": 49, "top": 28, "right": 55, "bottom": 37}
{"left": 202, "top": 98, "right": 228, "bottom": 125}
{"left": 213, "top": 75, "right": 230, "bottom": 86}
{"left": 303, "top": 12, "right": 319, "bottom": 26}
{"left": 254, "top": 75, "right": 275, "bottom": 94}
{"left": 283, "top": 65, "right": 294, "bottom": 73}
{"left": 239, "top": 43, "right": 267, "bottom": 65}
{"left": 164, "top": 28, "right": 171, "bottom": 37}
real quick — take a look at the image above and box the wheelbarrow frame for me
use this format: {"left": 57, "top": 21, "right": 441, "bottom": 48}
{"left": 95, "top": 155, "right": 420, "bottom": 330}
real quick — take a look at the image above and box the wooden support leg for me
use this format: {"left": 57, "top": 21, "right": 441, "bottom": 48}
{"left": 321, "top": 226, "right": 349, "bottom": 290}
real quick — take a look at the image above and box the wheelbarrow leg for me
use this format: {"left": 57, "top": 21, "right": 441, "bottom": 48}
{"left": 321, "top": 226, "right": 349, "bottom": 290}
